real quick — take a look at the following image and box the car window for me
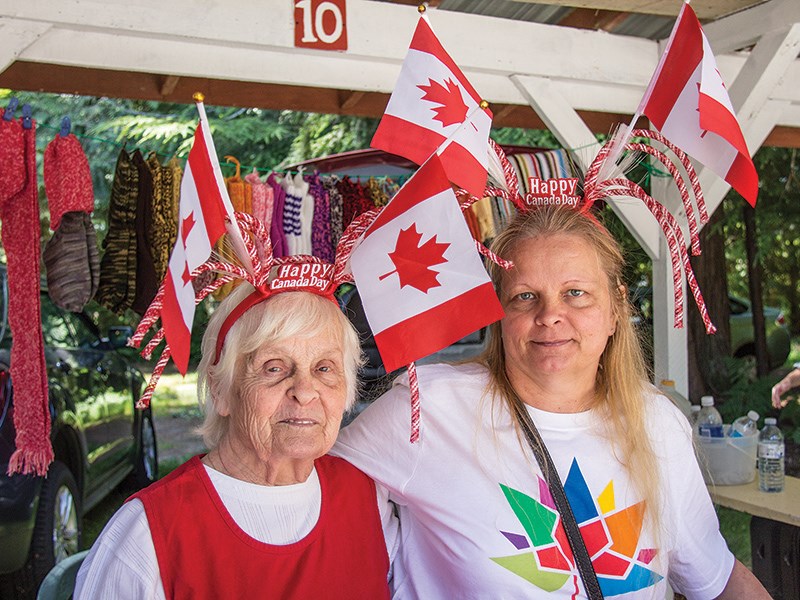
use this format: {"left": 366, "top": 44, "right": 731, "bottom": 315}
{"left": 40, "top": 295, "right": 78, "bottom": 348}
{"left": 61, "top": 311, "right": 101, "bottom": 348}
{"left": 729, "top": 298, "right": 748, "bottom": 315}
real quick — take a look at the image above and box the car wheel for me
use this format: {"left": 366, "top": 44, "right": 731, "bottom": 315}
{"left": 132, "top": 409, "right": 158, "bottom": 488}
{"left": 0, "top": 461, "right": 82, "bottom": 599}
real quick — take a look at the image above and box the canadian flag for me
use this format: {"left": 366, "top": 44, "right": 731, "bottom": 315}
{"left": 161, "top": 111, "right": 237, "bottom": 374}
{"left": 371, "top": 16, "right": 493, "bottom": 197}
{"left": 639, "top": 2, "right": 758, "bottom": 206}
{"left": 350, "top": 156, "right": 504, "bottom": 372}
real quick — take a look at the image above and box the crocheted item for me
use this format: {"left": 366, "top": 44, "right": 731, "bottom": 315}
{"left": 365, "top": 177, "right": 389, "bottom": 207}
{"left": 321, "top": 175, "right": 344, "bottom": 249}
{"left": 43, "top": 211, "right": 100, "bottom": 312}
{"left": 458, "top": 135, "right": 716, "bottom": 335}
{"left": 245, "top": 168, "right": 274, "bottom": 231}
{"left": 0, "top": 109, "right": 24, "bottom": 199}
{"left": 145, "top": 153, "right": 180, "bottom": 283}
{"left": 282, "top": 172, "right": 309, "bottom": 255}
{"left": 96, "top": 149, "right": 139, "bottom": 314}
{"left": 267, "top": 173, "right": 287, "bottom": 258}
{"left": 43, "top": 133, "right": 94, "bottom": 231}
{"left": 309, "top": 173, "right": 334, "bottom": 262}
{"left": 133, "top": 150, "right": 160, "bottom": 315}
{"left": 339, "top": 176, "right": 373, "bottom": 232}
{"left": 0, "top": 111, "right": 52, "bottom": 476}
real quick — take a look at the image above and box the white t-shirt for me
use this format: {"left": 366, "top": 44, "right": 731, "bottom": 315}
{"left": 75, "top": 463, "right": 398, "bottom": 599}
{"left": 332, "top": 363, "right": 734, "bottom": 600}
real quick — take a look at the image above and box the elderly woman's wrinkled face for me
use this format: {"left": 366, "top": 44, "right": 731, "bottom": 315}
{"left": 225, "top": 327, "right": 348, "bottom": 466}
{"left": 501, "top": 233, "right": 617, "bottom": 384}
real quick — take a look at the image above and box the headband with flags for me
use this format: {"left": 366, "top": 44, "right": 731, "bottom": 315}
{"left": 130, "top": 208, "right": 374, "bottom": 409}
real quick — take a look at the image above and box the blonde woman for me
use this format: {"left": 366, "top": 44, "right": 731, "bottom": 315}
{"left": 334, "top": 206, "right": 767, "bottom": 599}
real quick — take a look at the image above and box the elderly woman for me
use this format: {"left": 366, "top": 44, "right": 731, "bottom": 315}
{"left": 334, "top": 206, "right": 768, "bottom": 599}
{"left": 76, "top": 282, "right": 395, "bottom": 599}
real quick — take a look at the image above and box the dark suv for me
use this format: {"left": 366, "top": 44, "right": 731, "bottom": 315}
{"left": 0, "top": 269, "right": 157, "bottom": 599}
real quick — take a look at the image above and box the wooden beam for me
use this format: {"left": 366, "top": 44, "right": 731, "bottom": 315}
{"left": 492, "top": 104, "right": 518, "bottom": 122}
{"left": 511, "top": 0, "right": 762, "bottom": 19}
{"left": 339, "top": 91, "right": 365, "bottom": 111}
{"left": 557, "top": 8, "right": 628, "bottom": 32}
{"left": 3, "top": 61, "right": 798, "bottom": 148}
{"left": 703, "top": 0, "right": 800, "bottom": 54}
{"left": 729, "top": 24, "right": 800, "bottom": 125}
{"left": 158, "top": 75, "right": 180, "bottom": 98}
{"left": 2, "top": 1, "right": 798, "bottom": 131}
{"left": 0, "top": 17, "right": 50, "bottom": 73}
{"left": 4, "top": 0, "right": 661, "bottom": 89}
{"left": 765, "top": 125, "right": 800, "bottom": 148}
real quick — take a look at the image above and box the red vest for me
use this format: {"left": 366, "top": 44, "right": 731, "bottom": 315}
{"left": 132, "top": 455, "right": 390, "bottom": 599}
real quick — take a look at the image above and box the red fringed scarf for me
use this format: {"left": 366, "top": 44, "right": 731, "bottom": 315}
{"left": 0, "top": 109, "right": 52, "bottom": 476}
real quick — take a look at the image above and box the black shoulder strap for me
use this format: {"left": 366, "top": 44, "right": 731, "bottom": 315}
{"left": 509, "top": 394, "right": 604, "bottom": 600}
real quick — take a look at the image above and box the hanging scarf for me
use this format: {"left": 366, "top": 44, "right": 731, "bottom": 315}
{"left": 0, "top": 109, "right": 51, "bottom": 475}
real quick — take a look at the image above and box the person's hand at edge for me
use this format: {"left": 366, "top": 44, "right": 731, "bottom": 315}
{"left": 772, "top": 364, "right": 800, "bottom": 409}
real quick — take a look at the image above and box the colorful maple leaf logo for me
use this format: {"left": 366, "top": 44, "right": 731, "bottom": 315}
{"left": 379, "top": 223, "right": 449, "bottom": 293}
{"left": 492, "top": 459, "right": 663, "bottom": 597}
{"left": 417, "top": 78, "right": 468, "bottom": 128}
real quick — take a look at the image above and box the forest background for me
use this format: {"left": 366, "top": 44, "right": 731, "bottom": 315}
{"left": 1, "top": 88, "right": 798, "bottom": 440}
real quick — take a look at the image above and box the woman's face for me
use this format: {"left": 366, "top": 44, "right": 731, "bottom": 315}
{"left": 221, "top": 326, "right": 348, "bottom": 469}
{"left": 500, "top": 233, "right": 618, "bottom": 390}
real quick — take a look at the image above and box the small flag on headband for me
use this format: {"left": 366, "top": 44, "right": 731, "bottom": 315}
{"left": 639, "top": 2, "right": 758, "bottom": 206}
{"left": 371, "top": 15, "right": 493, "bottom": 197}
{"left": 350, "top": 155, "right": 504, "bottom": 372}
{"left": 161, "top": 98, "right": 241, "bottom": 374}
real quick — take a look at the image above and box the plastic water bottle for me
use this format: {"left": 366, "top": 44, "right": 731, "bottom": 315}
{"left": 730, "top": 410, "right": 760, "bottom": 437}
{"left": 658, "top": 379, "right": 692, "bottom": 419}
{"left": 758, "top": 418, "right": 784, "bottom": 492}
{"left": 690, "top": 405, "right": 701, "bottom": 426}
{"left": 694, "top": 396, "right": 724, "bottom": 438}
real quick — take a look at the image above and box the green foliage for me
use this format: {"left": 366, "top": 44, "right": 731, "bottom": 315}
{"left": 279, "top": 112, "right": 379, "bottom": 166}
{"left": 491, "top": 127, "right": 560, "bottom": 149}
{"left": 723, "top": 147, "right": 800, "bottom": 334}
{"left": 715, "top": 357, "right": 779, "bottom": 422}
{"left": 713, "top": 357, "right": 800, "bottom": 443}
{"left": 717, "top": 507, "right": 751, "bottom": 569}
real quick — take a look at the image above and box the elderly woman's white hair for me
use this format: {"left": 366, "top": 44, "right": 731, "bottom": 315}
{"left": 197, "top": 283, "right": 364, "bottom": 448}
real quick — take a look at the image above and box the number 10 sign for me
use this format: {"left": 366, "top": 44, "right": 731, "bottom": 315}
{"left": 294, "top": 0, "right": 348, "bottom": 51}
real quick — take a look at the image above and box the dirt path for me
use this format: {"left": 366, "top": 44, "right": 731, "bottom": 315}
{"left": 151, "top": 389, "right": 208, "bottom": 465}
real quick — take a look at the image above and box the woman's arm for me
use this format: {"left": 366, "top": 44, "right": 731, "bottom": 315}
{"left": 714, "top": 559, "right": 770, "bottom": 599}
{"left": 772, "top": 367, "right": 800, "bottom": 408}
{"left": 74, "top": 500, "right": 164, "bottom": 600}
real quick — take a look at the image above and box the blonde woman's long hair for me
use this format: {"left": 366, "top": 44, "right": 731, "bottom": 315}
{"left": 479, "top": 205, "right": 661, "bottom": 525}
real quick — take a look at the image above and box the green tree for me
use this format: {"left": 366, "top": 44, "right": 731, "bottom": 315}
{"left": 724, "top": 147, "right": 800, "bottom": 335}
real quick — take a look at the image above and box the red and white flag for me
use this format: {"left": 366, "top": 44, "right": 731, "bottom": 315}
{"left": 639, "top": 2, "right": 758, "bottom": 206}
{"left": 371, "top": 16, "right": 493, "bottom": 197}
{"left": 162, "top": 107, "right": 238, "bottom": 374}
{"left": 350, "top": 156, "right": 504, "bottom": 372}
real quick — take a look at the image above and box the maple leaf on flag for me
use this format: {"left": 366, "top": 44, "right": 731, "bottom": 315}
{"left": 379, "top": 223, "right": 450, "bottom": 293}
{"left": 417, "top": 78, "right": 468, "bottom": 128}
